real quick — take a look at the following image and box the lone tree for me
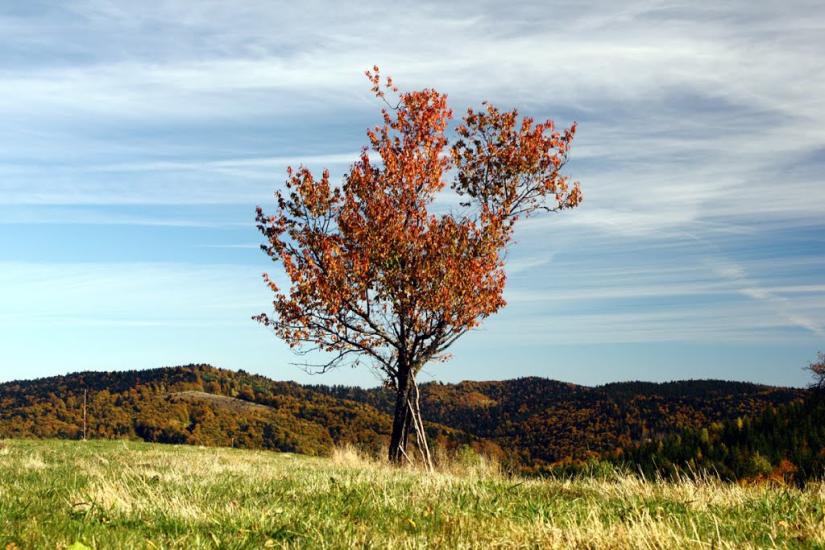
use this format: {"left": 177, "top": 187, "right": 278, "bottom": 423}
{"left": 809, "top": 352, "right": 825, "bottom": 391}
{"left": 255, "top": 67, "right": 581, "bottom": 466}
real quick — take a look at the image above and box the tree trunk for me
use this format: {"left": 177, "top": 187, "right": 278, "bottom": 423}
{"left": 388, "top": 367, "right": 413, "bottom": 463}
{"left": 408, "top": 378, "right": 434, "bottom": 470}
{"left": 387, "top": 366, "right": 433, "bottom": 470}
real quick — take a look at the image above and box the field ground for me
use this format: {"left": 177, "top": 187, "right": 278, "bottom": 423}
{"left": 0, "top": 440, "right": 823, "bottom": 549}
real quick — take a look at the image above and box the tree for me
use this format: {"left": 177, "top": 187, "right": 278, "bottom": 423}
{"left": 255, "top": 67, "right": 581, "bottom": 466}
{"left": 808, "top": 352, "right": 825, "bottom": 391}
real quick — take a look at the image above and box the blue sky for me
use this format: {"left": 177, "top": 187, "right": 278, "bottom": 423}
{"left": 1, "top": 1, "right": 823, "bottom": 387}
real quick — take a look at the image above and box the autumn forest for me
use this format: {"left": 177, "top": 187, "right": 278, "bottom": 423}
{"left": 2, "top": 364, "right": 822, "bottom": 483}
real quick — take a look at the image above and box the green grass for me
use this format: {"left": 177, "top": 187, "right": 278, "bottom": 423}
{"left": 0, "top": 440, "right": 823, "bottom": 549}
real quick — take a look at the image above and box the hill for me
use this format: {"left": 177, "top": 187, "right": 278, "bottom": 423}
{"left": 0, "top": 365, "right": 485, "bottom": 458}
{"left": 1, "top": 439, "right": 823, "bottom": 548}
{"left": 0, "top": 365, "right": 805, "bottom": 472}
{"left": 309, "top": 376, "right": 805, "bottom": 470}
{"left": 620, "top": 389, "right": 825, "bottom": 483}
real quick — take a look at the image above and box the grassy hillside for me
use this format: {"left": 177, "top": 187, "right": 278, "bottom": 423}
{"left": 0, "top": 365, "right": 805, "bottom": 472}
{"left": 1, "top": 439, "right": 823, "bottom": 549}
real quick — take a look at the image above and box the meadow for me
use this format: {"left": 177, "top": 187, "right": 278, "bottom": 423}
{"left": 0, "top": 439, "right": 823, "bottom": 549}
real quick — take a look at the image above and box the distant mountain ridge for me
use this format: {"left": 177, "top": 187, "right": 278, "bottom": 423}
{"left": 0, "top": 365, "right": 806, "bottom": 471}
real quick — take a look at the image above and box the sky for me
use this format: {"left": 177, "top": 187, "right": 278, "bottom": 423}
{"left": 1, "top": 1, "right": 824, "bottom": 388}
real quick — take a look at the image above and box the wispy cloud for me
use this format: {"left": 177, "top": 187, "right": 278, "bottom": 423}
{"left": 1, "top": 1, "right": 823, "bottom": 384}
{"left": 0, "top": 261, "right": 268, "bottom": 328}
{"left": 0, "top": 206, "right": 248, "bottom": 227}
{"left": 197, "top": 244, "right": 260, "bottom": 249}
{"left": 709, "top": 259, "right": 825, "bottom": 337}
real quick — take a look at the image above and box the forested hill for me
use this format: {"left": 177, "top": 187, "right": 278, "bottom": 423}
{"left": 309, "top": 377, "right": 805, "bottom": 470}
{"left": 619, "top": 389, "right": 825, "bottom": 484}
{"left": 0, "top": 365, "right": 806, "bottom": 471}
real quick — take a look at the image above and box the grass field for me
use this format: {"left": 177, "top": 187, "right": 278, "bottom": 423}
{"left": 0, "top": 440, "right": 823, "bottom": 549}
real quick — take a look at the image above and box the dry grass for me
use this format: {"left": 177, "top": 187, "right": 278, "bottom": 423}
{"left": 330, "top": 443, "right": 381, "bottom": 469}
{"left": 0, "top": 439, "right": 822, "bottom": 549}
